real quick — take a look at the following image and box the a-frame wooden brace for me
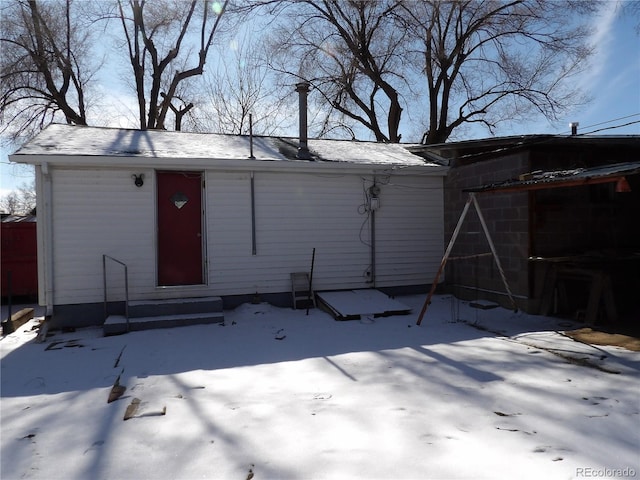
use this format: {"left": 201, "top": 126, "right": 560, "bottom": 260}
{"left": 417, "top": 192, "right": 518, "bottom": 325}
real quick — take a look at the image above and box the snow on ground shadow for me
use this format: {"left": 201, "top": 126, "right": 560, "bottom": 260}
{"left": 1, "top": 295, "right": 639, "bottom": 480}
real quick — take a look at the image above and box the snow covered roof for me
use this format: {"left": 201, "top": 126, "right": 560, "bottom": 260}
{"left": 13, "top": 124, "right": 285, "bottom": 161}
{"left": 306, "top": 138, "right": 430, "bottom": 166}
{"left": 1, "top": 214, "right": 36, "bottom": 223}
{"left": 12, "top": 124, "right": 444, "bottom": 171}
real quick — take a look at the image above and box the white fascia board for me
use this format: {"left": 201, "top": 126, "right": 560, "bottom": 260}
{"left": 10, "top": 154, "right": 449, "bottom": 176}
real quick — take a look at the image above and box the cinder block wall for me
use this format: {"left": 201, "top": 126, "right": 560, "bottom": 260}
{"left": 442, "top": 141, "right": 640, "bottom": 317}
{"left": 443, "top": 153, "right": 532, "bottom": 311}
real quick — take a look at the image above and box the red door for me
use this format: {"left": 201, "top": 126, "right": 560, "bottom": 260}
{"left": 157, "top": 171, "right": 204, "bottom": 286}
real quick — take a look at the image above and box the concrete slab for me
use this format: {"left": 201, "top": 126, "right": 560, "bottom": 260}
{"left": 104, "top": 312, "right": 224, "bottom": 336}
{"left": 316, "top": 289, "right": 411, "bottom": 320}
{"left": 470, "top": 299, "right": 500, "bottom": 310}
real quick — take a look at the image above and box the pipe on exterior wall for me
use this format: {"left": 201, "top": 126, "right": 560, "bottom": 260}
{"left": 250, "top": 171, "right": 257, "bottom": 255}
{"left": 248, "top": 113, "right": 255, "bottom": 159}
{"left": 37, "top": 162, "right": 54, "bottom": 318}
{"left": 370, "top": 206, "right": 376, "bottom": 288}
{"left": 370, "top": 175, "right": 378, "bottom": 287}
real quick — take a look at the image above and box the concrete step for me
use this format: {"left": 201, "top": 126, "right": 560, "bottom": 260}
{"left": 104, "top": 312, "right": 224, "bottom": 336}
{"left": 127, "top": 296, "right": 223, "bottom": 318}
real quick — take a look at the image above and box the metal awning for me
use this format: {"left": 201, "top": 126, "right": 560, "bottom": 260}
{"left": 465, "top": 161, "right": 640, "bottom": 193}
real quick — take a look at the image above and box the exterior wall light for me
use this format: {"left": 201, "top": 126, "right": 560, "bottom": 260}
{"left": 132, "top": 174, "right": 144, "bottom": 187}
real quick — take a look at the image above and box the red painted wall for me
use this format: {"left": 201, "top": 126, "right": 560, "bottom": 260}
{"left": 1, "top": 218, "right": 38, "bottom": 298}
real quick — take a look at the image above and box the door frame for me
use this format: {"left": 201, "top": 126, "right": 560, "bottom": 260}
{"left": 155, "top": 170, "right": 207, "bottom": 287}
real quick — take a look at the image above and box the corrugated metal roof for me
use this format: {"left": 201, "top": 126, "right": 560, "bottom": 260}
{"left": 465, "top": 161, "right": 640, "bottom": 193}
{"left": 415, "top": 134, "right": 640, "bottom": 152}
{"left": 408, "top": 135, "right": 640, "bottom": 165}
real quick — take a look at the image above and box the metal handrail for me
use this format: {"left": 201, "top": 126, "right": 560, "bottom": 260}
{"left": 103, "top": 255, "right": 130, "bottom": 332}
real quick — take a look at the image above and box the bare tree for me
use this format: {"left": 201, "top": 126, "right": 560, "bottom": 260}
{"left": 267, "top": 0, "right": 407, "bottom": 142}
{"left": 262, "top": 0, "right": 595, "bottom": 144}
{"left": 0, "top": 181, "right": 36, "bottom": 215}
{"left": 114, "top": 0, "right": 229, "bottom": 130}
{"left": 396, "top": 1, "right": 595, "bottom": 144}
{"left": 188, "top": 36, "right": 292, "bottom": 136}
{"left": 621, "top": 0, "right": 640, "bottom": 33}
{"left": 0, "top": 0, "right": 602, "bottom": 145}
{"left": 0, "top": 192, "right": 20, "bottom": 215}
{"left": 0, "top": 0, "right": 97, "bottom": 142}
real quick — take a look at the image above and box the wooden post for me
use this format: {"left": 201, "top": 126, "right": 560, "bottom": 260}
{"left": 306, "top": 248, "right": 316, "bottom": 316}
{"left": 416, "top": 194, "right": 473, "bottom": 325}
{"left": 416, "top": 192, "right": 518, "bottom": 326}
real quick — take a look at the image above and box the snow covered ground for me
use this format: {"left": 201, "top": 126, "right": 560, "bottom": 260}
{"left": 1, "top": 295, "right": 639, "bottom": 480}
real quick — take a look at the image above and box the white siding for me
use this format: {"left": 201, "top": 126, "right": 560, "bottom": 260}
{"left": 375, "top": 175, "right": 444, "bottom": 287}
{"left": 50, "top": 166, "right": 444, "bottom": 306}
{"left": 206, "top": 171, "right": 371, "bottom": 295}
{"left": 51, "top": 167, "right": 156, "bottom": 305}
{"left": 205, "top": 171, "right": 254, "bottom": 292}
{"left": 206, "top": 171, "right": 444, "bottom": 295}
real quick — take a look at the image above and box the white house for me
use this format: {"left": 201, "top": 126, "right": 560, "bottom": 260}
{"left": 11, "top": 123, "right": 447, "bottom": 329}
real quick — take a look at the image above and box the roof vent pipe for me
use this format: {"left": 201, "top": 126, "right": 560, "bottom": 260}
{"left": 570, "top": 122, "right": 579, "bottom": 135}
{"left": 295, "top": 81, "right": 312, "bottom": 159}
{"left": 248, "top": 113, "right": 255, "bottom": 159}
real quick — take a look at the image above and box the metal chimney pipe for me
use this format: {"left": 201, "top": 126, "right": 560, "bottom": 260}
{"left": 295, "top": 81, "right": 312, "bottom": 159}
{"left": 570, "top": 122, "right": 579, "bottom": 135}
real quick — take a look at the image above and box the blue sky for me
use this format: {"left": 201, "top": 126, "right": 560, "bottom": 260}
{"left": 504, "top": 3, "right": 640, "bottom": 137}
{"left": 1, "top": 4, "right": 639, "bottom": 197}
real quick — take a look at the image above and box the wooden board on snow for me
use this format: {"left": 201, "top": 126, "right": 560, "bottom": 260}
{"left": 316, "top": 289, "right": 411, "bottom": 320}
